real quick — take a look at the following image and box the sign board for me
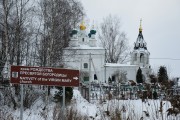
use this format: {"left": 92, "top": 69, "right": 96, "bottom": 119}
{"left": 10, "top": 66, "right": 79, "bottom": 86}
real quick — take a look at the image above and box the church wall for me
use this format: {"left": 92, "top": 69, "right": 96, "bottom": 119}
{"left": 63, "top": 48, "right": 105, "bottom": 83}
{"left": 104, "top": 65, "right": 151, "bottom": 83}
{"left": 104, "top": 65, "right": 139, "bottom": 83}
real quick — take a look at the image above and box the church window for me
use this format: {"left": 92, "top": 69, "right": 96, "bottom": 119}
{"left": 112, "top": 75, "right": 115, "bottom": 82}
{"left": 140, "top": 43, "right": 143, "bottom": 47}
{"left": 84, "top": 63, "right": 88, "bottom": 68}
{"left": 140, "top": 53, "right": 144, "bottom": 63}
{"left": 82, "top": 38, "right": 84, "bottom": 42}
{"left": 84, "top": 76, "right": 89, "bottom": 82}
{"left": 147, "top": 58, "right": 149, "bottom": 64}
{"left": 134, "top": 53, "right": 137, "bottom": 61}
{"left": 94, "top": 74, "right": 97, "bottom": 80}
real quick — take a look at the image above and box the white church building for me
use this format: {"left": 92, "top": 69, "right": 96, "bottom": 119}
{"left": 63, "top": 21, "right": 151, "bottom": 84}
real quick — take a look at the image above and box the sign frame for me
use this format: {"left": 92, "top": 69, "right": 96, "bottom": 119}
{"left": 10, "top": 66, "right": 79, "bottom": 87}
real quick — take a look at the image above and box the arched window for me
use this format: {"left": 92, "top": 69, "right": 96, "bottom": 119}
{"left": 112, "top": 75, "right": 115, "bottom": 82}
{"left": 140, "top": 53, "right": 144, "bottom": 63}
{"left": 94, "top": 74, "right": 97, "bottom": 80}
{"left": 82, "top": 38, "right": 84, "bottom": 42}
{"left": 134, "top": 53, "right": 137, "bottom": 61}
{"left": 84, "top": 63, "right": 88, "bottom": 68}
{"left": 146, "top": 56, "right": 149, "bottom": 64}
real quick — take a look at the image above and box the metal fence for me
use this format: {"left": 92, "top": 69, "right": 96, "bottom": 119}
{"left": 79, "top": 83, "right": 180, "bottom": 102}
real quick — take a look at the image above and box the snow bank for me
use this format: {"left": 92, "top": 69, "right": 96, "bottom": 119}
{"left": 72, "top": 88, "right": 100, "bottom": 119}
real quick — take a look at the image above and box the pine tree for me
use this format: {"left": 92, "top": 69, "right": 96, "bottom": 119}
{"left": 158, "top": 66, "right": 168, "bottom": 83}
{"left": 136, "top": 67, "right": 143, "bottom": 83}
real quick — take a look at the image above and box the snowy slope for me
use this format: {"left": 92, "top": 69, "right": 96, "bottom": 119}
{"left": 2, "top": 88, "right": 179, "bottom": 120}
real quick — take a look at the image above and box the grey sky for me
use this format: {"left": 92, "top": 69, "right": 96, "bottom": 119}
{"left": 80, "top": 0, "right": 180, "bottom": 77}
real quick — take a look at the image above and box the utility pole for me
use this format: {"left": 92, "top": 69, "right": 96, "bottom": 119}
{"left": 20, "top": 84, "right": 23, "bottom": 120}
{"left": 62, "top": 86, "right": 65, "bottom": 120}
{"left": 104, "top": 49, "right": 107, "bottom": 83}
{"left": 89, "top": 53, "right": 91, "bottom": 102}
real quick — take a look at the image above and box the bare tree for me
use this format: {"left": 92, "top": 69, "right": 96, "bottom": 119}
{"left": 113, "top": 70, "right": 127, "bottom": 84}
{"left": 37, "top": 0, "right": 84, "bottom": 67}
{"left": 0, "top": 0, "right": 13, "bottom": 74}
{"left": 0, "top": 0, "right": 36, "bottom": 67}
{"left": 0, "top": 0, "right": 37, "bottom": 110}
{"left": 98, "top": 14, "right": 129, "bottom": 63}
{"left": 11, "top": 0, "right": 36, "bottom": 66}
{"left": 0, "top": 0, "right": 84, "bottom": 70}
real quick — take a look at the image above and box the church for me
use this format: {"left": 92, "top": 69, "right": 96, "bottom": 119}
{"left": 63, "top": 20, "right": 151, "bottom": 84}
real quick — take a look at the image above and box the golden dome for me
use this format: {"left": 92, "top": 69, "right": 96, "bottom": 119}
{"left": 80, "top": 21, "right": 86, "bottom": 30}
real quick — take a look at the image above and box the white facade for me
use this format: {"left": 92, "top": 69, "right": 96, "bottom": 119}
{"left": 64, "top": 23, "right": 105, "bottom": 83}
{"left": 63, "top": 22, "right": 151, "bottom": 84}
{"left": 64, "top": 47, "right": 105, "bottom": 83}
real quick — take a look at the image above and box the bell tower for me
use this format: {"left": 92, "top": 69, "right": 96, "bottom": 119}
{"left": 131, "top": 19, "right": 150, "bottom": 68}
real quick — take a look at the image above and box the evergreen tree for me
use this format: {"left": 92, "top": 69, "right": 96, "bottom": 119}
{"left": 108, "top": 77, "right": 112, "bottom": 83}
{"left": 153, "top": 91, "right": 158, "bottom": 99}
{"left": 158, "top": 66, "right": 168, "bottom": 83}
{"left": 136, "top": 67, "right": 143, "bottom": 83}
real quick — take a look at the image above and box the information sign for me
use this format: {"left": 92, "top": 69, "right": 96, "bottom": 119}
{"left": 10, "top": 66, "right": 79, "bottom": 86}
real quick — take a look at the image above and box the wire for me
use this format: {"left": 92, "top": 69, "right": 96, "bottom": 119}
{"left": 130, "top": 56, "right": 180, "bottom": 61}
{"left": 150, "top": 58, "right": 180, "bottom": 61}
{"left": 64, "top": 53, "right": 180, "bottom": 61}
{"left": 63, "top": 53, "right": 104, "bottom": 56}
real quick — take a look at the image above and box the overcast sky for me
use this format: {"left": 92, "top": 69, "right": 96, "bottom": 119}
{"left": 80, "top": 0, "right": 180, "bottom": 78}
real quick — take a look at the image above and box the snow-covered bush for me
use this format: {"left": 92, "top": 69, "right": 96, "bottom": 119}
{"left": 52, "top": 104, "right": 88, "bottom": 120}
{"left": 23, "top": 85, "right": 43, "bottom": 109}
{"left": 1, "top": 87, "right": 17, "bottom": 109}
{"left": 0, "top": 107, "right": 13, "bottom": 120}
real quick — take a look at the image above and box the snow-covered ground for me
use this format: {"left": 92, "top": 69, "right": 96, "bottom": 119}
{"left": 73, "top": 88, "right": 180, "bottom": 120}
{"left": 1, "top": 87, "right": 179, "bottom": 120}
{"left": 11, "top": 95, "right": 56, "bottom": 120}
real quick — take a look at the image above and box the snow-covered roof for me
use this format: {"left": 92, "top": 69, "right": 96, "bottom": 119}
{"left": 105, "top": 63, "right": 137, "bottom": 67}
{"left": 65, "top": 44, "right": 105, "bottom": 50}
{"left": 133, "top": 48, "right": 149, "bottom": 53}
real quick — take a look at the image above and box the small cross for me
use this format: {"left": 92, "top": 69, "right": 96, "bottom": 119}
{"left": 140, "top": 19, "right": 142, "bottom": 27}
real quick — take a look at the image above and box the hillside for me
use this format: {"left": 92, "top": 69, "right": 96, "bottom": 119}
{"left": 0, "top": 86, "right": 180, "bottom": 120}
